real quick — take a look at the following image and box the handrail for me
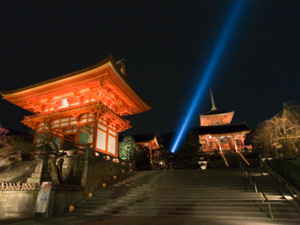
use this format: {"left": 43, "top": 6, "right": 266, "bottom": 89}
{"left": 239, "top": 162, "right": 274, "bottom": 219}
{"left": 260, "top": 159, "right": 300, "bottom": 202}
{"left": 237, "top": 152, "right": 250, "bottom": 166}
{"left": 220, "top": 151, "right": 229, "bottom": 167}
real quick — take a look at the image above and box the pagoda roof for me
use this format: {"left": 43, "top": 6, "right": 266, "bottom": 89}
{"left": 198, "top": 122, "right": 251, "bottom": 135}
{"left": 201, "top": 109, "right": 234, "bottom": 116}
{"left": 1, "top": 55, "right": 150, "bottom": 116}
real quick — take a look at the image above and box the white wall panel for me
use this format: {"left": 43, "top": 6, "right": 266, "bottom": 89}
{"left": 108, "top": 135, "right": 116, "bottom": 155}
{"left": 96, "top": 129, "right": 106, "bottom": 151}
{"left": 109, "top": 129, "right": 116, "bottom": 136}
{"left": 99, "top": 124, "right": 107, "bottom": 131}
{"left": 70, "top": 121, "right": 77, "bottom": 125}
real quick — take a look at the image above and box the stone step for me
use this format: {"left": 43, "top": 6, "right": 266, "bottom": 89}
{"left": 76, "top": 204, "right": 296, "bottom": 214}
{"left": 79, "top": 203, "right": 288, "bottom": 209}
{"left": 114, "top": 210, "right": 300, "bottom": 219}
{"left": 121, "top": 192, "right": 280, "bottom": 196}
{"left": 93, "top": 189, "right": 258, "bottom": 194}
{"left": 123, "top": 191, "right": 275, "bottom": 195}
{"left": 123, "top": 206, "right": 296, "bottom": 213}
{"left": 73, "top": 207, "right": 267, "bottom": 215}
{"left": 81, "top": 198, "right": 269, "bottom": 204}
{"left": 111, "top": 210, "right": 271, "bottom": 218}
{"left": 93, "top": 195, "right": 280, "bottom": 200}
{"left": 67, "top": 168, "right": 300, "bottom": 224}
{"left": 66, "top": 212, "right": 300, "bottom": 224}
{"left": 144, "top": 183, "right": 257, "bottom": 186}
{"left": 118, "top": 186, "right": 256, "bottom": 190}
{"left": 79, "top": 200, "right": 291, "bottom": 207}
{"left": 117, "top": 181, "right": 255, "bottom": 185}
{"left": 81, "top": 197, "right": 289, "bottom": 204}
{"left": 70, "top": 208, "right": 300, "bottom": 221}
{"left": 145, "top": 184, "right": 251, "bottom": 187}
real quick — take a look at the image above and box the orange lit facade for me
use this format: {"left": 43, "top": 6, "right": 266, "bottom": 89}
{"left": 198, "top": 90, "right": 252, "bottom": 152}
{"left": 1, "top": 56, "right": 150, "bottom": 157}
{"left": 133, "top": 133, "right": 160, "bottom": 161}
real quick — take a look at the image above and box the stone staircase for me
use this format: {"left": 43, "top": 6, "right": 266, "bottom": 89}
{"left": 69, "top": 168, "right": 300, "bottom": 224}
{"left": 223, "top": 152, "right": 245, "bottom": 167}
{"left": 248, "top": 167, "right": 300, "bottom": 220}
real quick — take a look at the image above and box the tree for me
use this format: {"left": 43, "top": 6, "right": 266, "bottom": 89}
{"left": 118, "top": 136, "right": 151, "bottom": 169}
{"left": 36, "top": 121, "right": 79, "bottom": 185}
{"left": 0, "top": 123, "right": 9, "bottom": 148}
{"left": 0, "top": 125, "right": 35, "bottom": 169}
{"left": 176, "top": 131, "right": 201, "bottom": 161}
{"left": 252, "top": 102, "right": 300, "bottom": 156}
{"left": 134, "top": 144, "right": 151, "bottom": 170}
{"left": 118, "top": 136, "right": 137, "bottom": 161}
{"left": 8, "top": 134, "right": 35, "bottom": 156}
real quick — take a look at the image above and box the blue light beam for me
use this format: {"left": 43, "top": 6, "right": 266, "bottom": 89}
{"left": 171, "top": 0, "right": 247, "bottom": 153}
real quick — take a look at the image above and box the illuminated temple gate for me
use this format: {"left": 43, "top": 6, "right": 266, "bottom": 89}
{"left": 198, "top": 90, "right": 252, "bottom": 152}
{"left": 1, "top": 56, "right": 150, "bottom": 158}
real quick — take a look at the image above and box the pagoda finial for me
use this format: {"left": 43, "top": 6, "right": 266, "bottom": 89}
{"left": 210, "top": 89, "right": 217, "bottom": 111}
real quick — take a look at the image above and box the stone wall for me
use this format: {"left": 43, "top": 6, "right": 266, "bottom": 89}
{"left": 49, "top": 191, "right": 85, "bottom": 216}
{"left": 85, "top": 155, "right": 131, "bottom": 194}
{"left": 0, "top": 190, "right": 38, "bottom": 218}
{"left": 0, "top": 189, "right": 84, "bottom": 219}
{"left": 0, "top": 154, "right": 131, "bottom": 219}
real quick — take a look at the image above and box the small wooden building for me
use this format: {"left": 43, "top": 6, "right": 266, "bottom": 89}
{"left": 133, "top": 133, "right": 160, "bottom": 161}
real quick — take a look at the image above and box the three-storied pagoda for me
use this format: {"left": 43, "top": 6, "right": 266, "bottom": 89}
{"left": 198, "top": 90, "right": 252, "bottom": 152}
{"left": 1, "top": 56, "right": 150, "bottom": 158}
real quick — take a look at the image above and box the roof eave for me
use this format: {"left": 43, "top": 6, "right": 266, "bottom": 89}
{"left": 1, "top": 56, "right": 114, "bottom": 96}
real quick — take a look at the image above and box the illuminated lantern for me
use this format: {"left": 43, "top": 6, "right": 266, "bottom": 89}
{"left": 69, "top": 205, "right": 75, "bottom": 212}
{"left": 113, "top": 158, "right": 119, "bottom": 163}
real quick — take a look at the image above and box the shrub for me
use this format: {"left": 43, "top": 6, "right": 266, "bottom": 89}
{"left": 267, "top": 159, "right": 300, "bottom": 189}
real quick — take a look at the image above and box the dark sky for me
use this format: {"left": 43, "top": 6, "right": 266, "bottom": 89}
{"left": 0, "top": 0, "right": 299, "bottom": 136}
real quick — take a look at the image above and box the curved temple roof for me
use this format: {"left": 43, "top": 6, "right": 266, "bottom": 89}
{"left": 1, "top": 55, "right": 151, "bottom": 116}
{"left": 201, "top": 109, "right": 234, "bottom": 116}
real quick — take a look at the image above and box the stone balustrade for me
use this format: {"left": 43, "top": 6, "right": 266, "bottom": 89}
{"left": 0, "top": 182, "right": 40, "bottom": 191}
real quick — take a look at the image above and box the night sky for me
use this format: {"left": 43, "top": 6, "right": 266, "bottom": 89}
{"left": 0, "top": 0, "right": 299, "bottom": 136}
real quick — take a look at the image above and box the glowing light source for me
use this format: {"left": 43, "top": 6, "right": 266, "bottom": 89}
{"left": 171, "top": 0, "right": 248, "bottom": 153}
